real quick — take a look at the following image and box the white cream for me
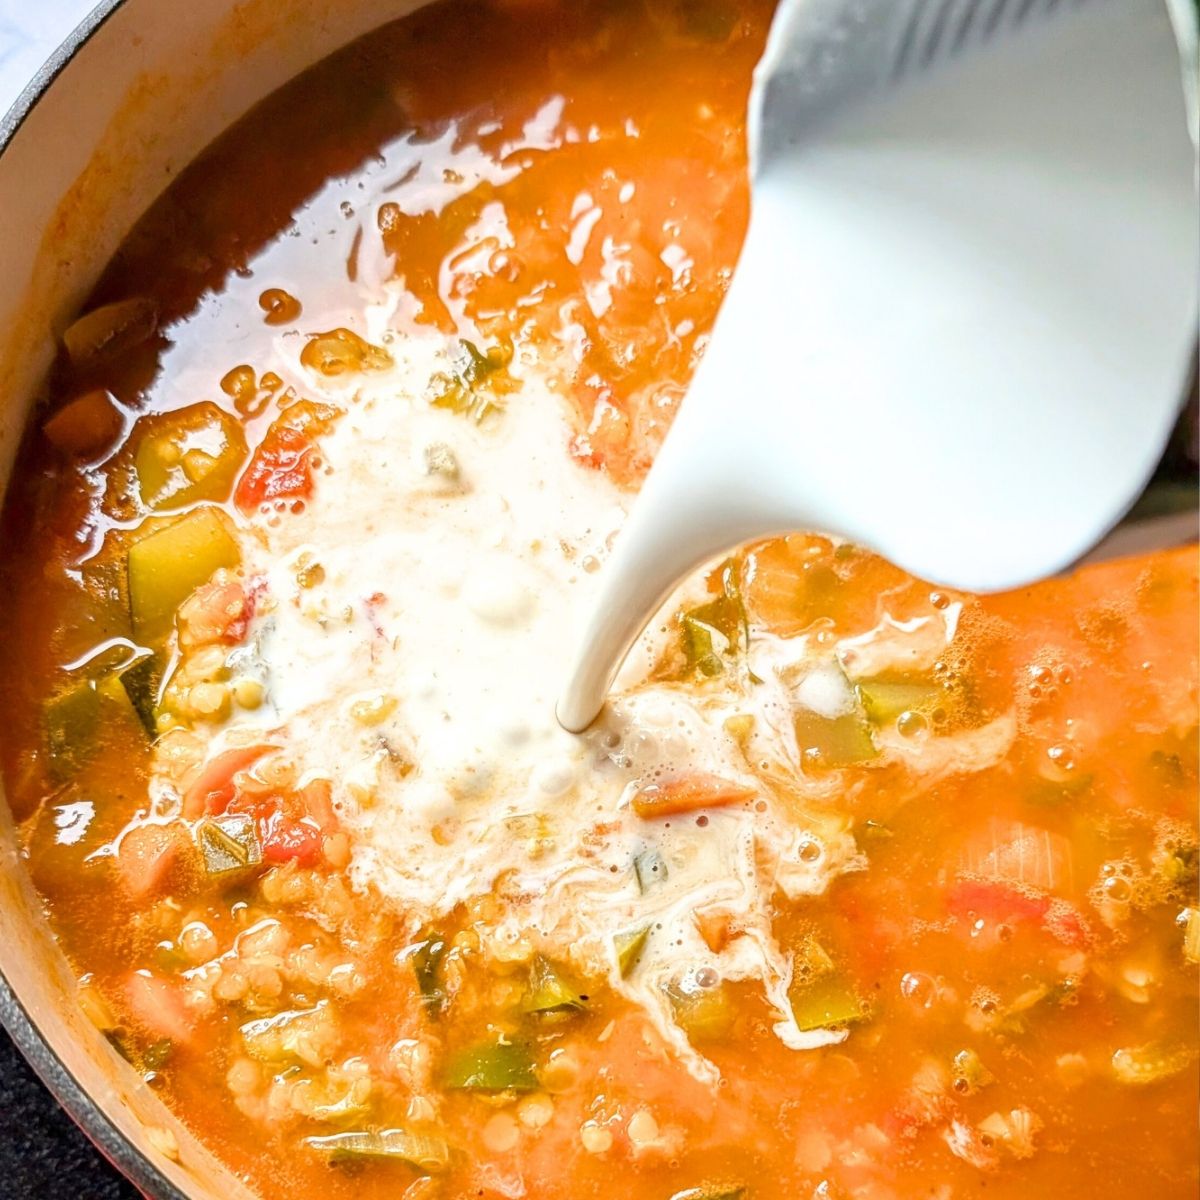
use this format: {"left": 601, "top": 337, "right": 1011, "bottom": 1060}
{"left": 198, "top": 303, "right": 871, "bottom": 1078}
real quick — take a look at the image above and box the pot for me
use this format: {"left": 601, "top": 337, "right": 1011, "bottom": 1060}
{"left": 0, "top": 3, "right": 422, "bottom": 1195}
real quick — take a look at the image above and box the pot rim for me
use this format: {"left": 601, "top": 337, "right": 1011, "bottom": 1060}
{"left": 0, "top": 4, "right": 186, "bottom": 1196}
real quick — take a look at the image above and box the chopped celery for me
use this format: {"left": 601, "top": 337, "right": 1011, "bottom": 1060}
{"left": 443, "top": 1037, "right": 537, "bottom": 1092}
{"left": 197, "top": 814, "right": 262, "bottom": 875}
{"left": 402, "top": 934, "right": 448, "bottom": 1014}
{"left": 789, "top": 974, "right": 868, "bottom": 1032}
{"left": 523, "top": 956, "right": 585, "bottom": 1014}
{"left": 793, "top": 709, "right": 878, "bottom": 768}
{"left": 666, "top": 976, "right": 735, "bottom": 1042}
{"left": 132, "top": 402, "right": 247, "bottom": 510}
{"left": 128, "top": 507, "right": 241, "bottom": 641}
{"left": 670, "top": 1188, "right": 746, "bottom": 1200}
{"left": 306, "top": 1128, "right": 451, "bottom": 1172}
{"left": 634, "top": 848, "right": 669, "bottom": 892}
{"left": 1182, "top": 907, "right": 1200, "bottom": 965}
{"left": 856, "top": 679, "right": 942, "bottom": 724}
{"left": 1111, "top": 1040, "right": 1195, "bottom": 1086}
{"left": 615, "top": 926, "right": 650, "bottom": 977}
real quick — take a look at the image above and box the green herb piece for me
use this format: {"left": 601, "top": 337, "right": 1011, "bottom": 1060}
{"left": 402, "top": 934, "right": 448, "bottom": 1015}
{"left": 305, "top": 1127, "right": 451, "bottom": 1173}
{"left": 429, "top": 339, "right": 509, "bottom": 423}
{"left": 615, "top": 926, "right": 650, "bottom": 977}
{"left": 634, "top": 848, "right": 669, "bottom": 893}
{"left": 197, "top": 813, "right": 262, "bottom": 875}
{"left": 443, "top": 1037, "right": 537, "bottom": 1092}
{"left": 1111, "top": 1040, "right": 1196, "bottom": 1086}
{"left": 128, "top": 506, "right": 241, "bottom": 641}
{"left": 789, "top": 974, "right": 868, "bottom": 1032}
{"left": 522, "top": 956, "right": 585, "bottom": 1014}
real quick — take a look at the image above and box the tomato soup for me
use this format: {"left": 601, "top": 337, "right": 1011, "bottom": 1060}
{"left": 0, "top": 2, "right": 1196, "bottom": 1198}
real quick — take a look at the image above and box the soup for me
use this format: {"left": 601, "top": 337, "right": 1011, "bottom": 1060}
{"left": 0, "top": 2, "right": 1196, "bottom": 1197}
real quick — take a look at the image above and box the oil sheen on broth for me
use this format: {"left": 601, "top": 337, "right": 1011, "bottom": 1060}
{"left": 0, "top": 2, "right": 1196, "bottom": 1199}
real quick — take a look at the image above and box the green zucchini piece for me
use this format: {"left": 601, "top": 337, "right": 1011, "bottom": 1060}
{"left": 443, "top": 1037, "right": 537, "bottom": 1092}
{"left": 132, "top": 402, "right": 247, "bottom": 511}
{"left": 523, "top": 956, "right": 585, "bottom": 1014}
{"left": 678, "top": 561, "right": 747, "bottom": 677}
{"left": 401, "top": 934, "right": 448, "bottom": 1014}
{"left": 856, "top": 680, "right": 942, "bottom": 724}
{"left": 1111, "top": 1040, "right": 1195, "bottom": 1086}
{"left": 666, "top": 976, "right": 734, "bottom": 1042}
{"left": 119, "top": 653, "right": 164, "bottom": 736}
{"left": 197, "top": 813, "right": 262, "bottom": 875}
{"left": 43, "top": 682, "right": 102, "bottom": 781}
{"left": 43, "top": 675, "right": 145, "bottom": 781}
{"left": 429, "top": 339, "right": 508, "bottom": 423}
{"left": 793, "top": 709, "right": 878, "bottom": 768}
{"left": 128, "top": 506, "right": 241, "bottom": 641}
{"left": 306, "top": 1127, "right": 451, "bottom": 1172}
{"left": 789, "top": 974, "right": 869, "bottom": 1032}
{"left": 615, "top": 926, "right": 650, "bottom": 977}
{"left": 634, "top": 848, "right": 669, "bottom": 892}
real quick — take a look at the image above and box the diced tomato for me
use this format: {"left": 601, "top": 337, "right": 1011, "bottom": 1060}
{"left": 247, "top": 779, "right": 338, "bottom": 867}
{"left": 182, "top": 744, "right": 273, "bottom": 819}
{"left": 125, "top": 971, "right": 194, "bottom": 1044}
{"left": 948, "top": 879, "right": 1091, "bottom": 947}
{"left": 235, "top": 424, "right": 315, "bottom": 514}
{"left": 178, "top": 579, "right": 254, "bottom": 648}
{"left": 115, "top": 821, "right": 184, "bottom": 898}
{"left": 949, "top": 879, "right": 1051, "bottom": 926}
{"left": 631, "top": 773, "right": 756, "bottom": 819}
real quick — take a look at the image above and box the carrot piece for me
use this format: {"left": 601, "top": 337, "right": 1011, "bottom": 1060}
{"left": 182, "top": 744, "right": 273, "bottom": 819}
{"left": 631, "top": 773, "right": 755, "bottom": 819}
{"left": 115, "top": 822, "right": 184, "bottom": 899}
{"left": 125, "top": 971, "right": 194, "bottom": 1044}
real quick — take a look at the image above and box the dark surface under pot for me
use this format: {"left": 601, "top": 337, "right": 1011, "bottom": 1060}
{"left": 1, "top": 1027, "right": 135, "bottom": 1199}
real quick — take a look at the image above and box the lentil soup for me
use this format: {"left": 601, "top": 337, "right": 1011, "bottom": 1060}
{"left": 0, "top": 2, "right": 1196, "bottom": 1198}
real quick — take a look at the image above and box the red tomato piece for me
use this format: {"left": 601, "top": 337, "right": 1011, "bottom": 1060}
{"left": 178, "top": 579, "right": 254, "bottom": 648}
{"left": 234, "top": 424, "right": 314, "bottom": 514}
{"left": 182, "top": 744, "right": 274, "bottom": 819}
{"left": 948, "top": 879, "right": 1051, "bottom": 926}
{"left": 251, "top": 780, "right": 337, "bottom": 867}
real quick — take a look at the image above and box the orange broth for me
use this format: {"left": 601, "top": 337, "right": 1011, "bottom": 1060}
{"left": 0, "top": 2, "right": 1196, "bottom": 1198}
